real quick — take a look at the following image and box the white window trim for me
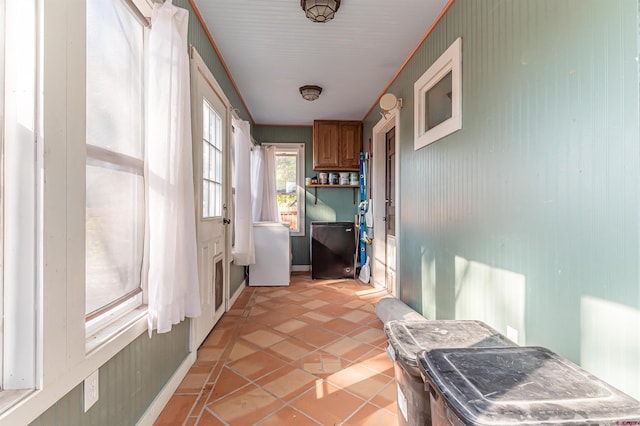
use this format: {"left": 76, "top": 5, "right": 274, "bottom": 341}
{"left": 3, "top": 0, "right": 37, "bottom": 392}
{"left": 0, "top": 0, "right": 155, "bottom": 423}
{"left": 265, "top": 143, "right": 306, "bottom": 237}
{"left": 84, "top": 0, "right": 147, "bottom": 342}
{"left": 414, "top": 37, "right": 462, "bottom": 150}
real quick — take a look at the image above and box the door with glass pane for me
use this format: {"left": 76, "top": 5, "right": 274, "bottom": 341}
{"left": 191, "top": 54, "right": 229, "bottom": 349}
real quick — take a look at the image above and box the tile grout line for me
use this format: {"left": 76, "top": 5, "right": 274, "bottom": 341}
{"left": 160, "top": 278, "right": 395, "bottom": 425}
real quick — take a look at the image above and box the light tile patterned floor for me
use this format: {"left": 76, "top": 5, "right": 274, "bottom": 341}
{"left": 154, "top": 273, "right": 397, "bottom": 426}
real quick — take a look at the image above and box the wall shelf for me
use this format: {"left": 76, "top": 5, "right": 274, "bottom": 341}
{"left": 307, "top": 184, "right": 360, "bottom": 204}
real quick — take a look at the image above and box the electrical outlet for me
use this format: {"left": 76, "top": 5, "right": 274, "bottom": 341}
{"left": 506, "top": 326, "right": 519, "bottom": 344}
{"left": 84, "top": 369, "right": 99, "bottom": 412}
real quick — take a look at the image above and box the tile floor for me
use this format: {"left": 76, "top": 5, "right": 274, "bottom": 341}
{"left": 154, "top": 273, "right": 398, "bottom": 426}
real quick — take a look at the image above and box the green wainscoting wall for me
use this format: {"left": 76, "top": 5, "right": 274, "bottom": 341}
{"left": 253, "top": 126, "right": 360, "bottom": 266}
{"left": 30, "top": 321, "right": 189, "bottom": 425}
{"left": 363, "top": 0, "right": 640, "bottom": 399}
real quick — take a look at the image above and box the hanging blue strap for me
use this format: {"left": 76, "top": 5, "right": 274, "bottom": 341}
{"left": 358, "top": 152, "right": 366, "bottom": 266}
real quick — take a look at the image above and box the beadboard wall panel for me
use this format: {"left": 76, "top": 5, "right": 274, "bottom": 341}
{"left": 29, "top": 321, "right": 189, "bottom": 426}
{"left": 363, "top": 0, "right": 640, "bottom": 399}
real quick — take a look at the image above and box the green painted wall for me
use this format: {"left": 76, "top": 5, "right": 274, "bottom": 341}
{"left": 364, "top": 0, "right": 640, "bottom": 399}
{"left": 30, "top": 321, "right": 190, "bottom": 426}
{"left": 30, "top": 1, "right": 250, "bottom": 424}
{"left": 253, "top": 126, "right": 360, "bottom": 265}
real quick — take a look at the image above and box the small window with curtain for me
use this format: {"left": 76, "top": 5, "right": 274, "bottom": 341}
{"left": 85, "top": 0, "right": 145, "bottom": 319}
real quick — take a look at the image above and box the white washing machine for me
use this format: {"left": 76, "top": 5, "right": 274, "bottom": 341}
{"left": 249, "top": 222, "right": 291, "bottom": 286}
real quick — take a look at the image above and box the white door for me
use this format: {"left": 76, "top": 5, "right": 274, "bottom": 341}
{"left": 372, "top": 111, "right": 400, "bottom": 297}
{"left": 190, "top": 50, "right": 231, "bottom": 349}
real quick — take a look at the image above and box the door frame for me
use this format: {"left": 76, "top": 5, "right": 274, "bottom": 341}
{"left": 372, "top": 109, "right": 401, "bottom": 297}
{"left": 189, "top": 47, "right": 232, "bottom": 350}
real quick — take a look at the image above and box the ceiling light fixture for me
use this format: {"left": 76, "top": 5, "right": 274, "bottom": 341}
{"left": 299, "top": 85, "right": 323, "bottom": 101}
{"left": 300, "top": 0, "right": 341, "bottom": 23}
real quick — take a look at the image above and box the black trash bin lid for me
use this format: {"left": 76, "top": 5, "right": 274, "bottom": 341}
{"left": 384, "top": 320, "right": 514, "bottom": 373}
{"left": 418, "top": 346, "right": 640, "bottom": 425}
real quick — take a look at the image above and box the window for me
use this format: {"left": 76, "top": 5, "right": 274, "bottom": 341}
{"left": 269, "top": 144, "right": 305, "bottom": 236}
{"left": 414, "top": 37, "right": 462, "bottom": 149}
{"left": 202, "top": 99, "right": 223, "bottom": 218}
{"left": 85, "top": 0, "right": 145, "bottom": 318}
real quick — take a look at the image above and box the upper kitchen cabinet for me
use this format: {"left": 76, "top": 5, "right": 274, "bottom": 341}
{"left": 313, "top": 120, "right": 362, "bottom": 170}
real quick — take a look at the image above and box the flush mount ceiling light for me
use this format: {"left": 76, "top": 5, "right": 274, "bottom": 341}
{"left": 300, "top": 0, "right": 341, "bottom": 23}
{"left": 299, "top": 85, "right": 323, "bottom": 101}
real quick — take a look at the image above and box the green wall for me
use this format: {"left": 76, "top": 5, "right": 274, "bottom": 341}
{"left": 364, "top": 0, "right": 640, "bottom": 399}
{"left": 253, "top": 125, "right": 360, "bottom": 265}
{"left": 30, "top": 321, "right": 189, "bottom": 426}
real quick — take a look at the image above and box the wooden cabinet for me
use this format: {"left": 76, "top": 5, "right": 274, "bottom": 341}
{"left": 313, "top": 120, "right": 362, "bottom": 170}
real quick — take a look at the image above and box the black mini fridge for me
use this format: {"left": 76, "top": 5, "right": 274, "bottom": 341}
{"left": 311, "top": 222, "right": 356, "bottom": 279}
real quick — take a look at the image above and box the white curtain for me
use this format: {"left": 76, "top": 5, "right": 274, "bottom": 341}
{"left": 145, "top": 0, "right": 200, "bottom": 334}
{"left": 232, "top": 119, "right": 255, "bottom": 265}
{"left": 251, "top": 145, "right": 279, "bottom": 222}
{"left": 250, "top": 147, "right": 264, "bottom": 222}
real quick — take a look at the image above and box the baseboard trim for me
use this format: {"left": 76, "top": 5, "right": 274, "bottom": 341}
{"left": 136, "top": 350, "right": 197, "bottom": 426}
{"left": 291, "top": 265, "right": 310, "bottom": 272}
{"left": 228, "top": 278, "right": 246, "bottom": 308}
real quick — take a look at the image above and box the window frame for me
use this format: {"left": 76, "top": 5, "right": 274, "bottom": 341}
{"left": 1, "top": 0, "right": 37, "bottom": 394}
{"left": 266, "top": 143, "right": 306, "bottom": 237}
{"left": 201, "top": 97, "right": 224, "bottom": 220}
{"left": 414, "top": 37, "right": 462, "bottom": 150}
{"left": 84, "top": 0, "right": 147, "bottom": 328}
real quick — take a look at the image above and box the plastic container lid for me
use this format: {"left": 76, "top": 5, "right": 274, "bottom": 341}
{"left": 384, "top": 320, "right": 514, "bottom": 376}
{"left": 418, "top": 346, "right": 640, "bottom": 425}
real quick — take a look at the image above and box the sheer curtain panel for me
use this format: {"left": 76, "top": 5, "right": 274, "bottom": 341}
{"left": 251, "top": 145, "right": 280, "bottom": 222}
{"left": 232, "top": 119, "right": 255, "bottom": 265}
{"left": 146, "top": 0, "right": 200, "bottom": 334}
{"left": 251, "top": 146, "right": 264, "bottom": 222}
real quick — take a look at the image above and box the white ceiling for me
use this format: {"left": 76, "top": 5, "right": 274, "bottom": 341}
{"left": 192, "top": 0, "right": 449, "bottom": 125}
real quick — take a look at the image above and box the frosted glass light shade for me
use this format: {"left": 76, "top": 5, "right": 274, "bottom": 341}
{"left": 299, "top": 85, "right": 323, "bottom": 101}
{"left": 300, "top": 0, "right": 341, "bottom": 23}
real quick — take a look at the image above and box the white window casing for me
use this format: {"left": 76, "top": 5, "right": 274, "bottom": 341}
{"left": 414, "top": 37, "right": 462, "bottom": 150}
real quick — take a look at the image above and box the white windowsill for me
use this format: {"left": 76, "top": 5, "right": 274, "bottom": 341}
{"left": 86, "top": 305, "right": 148, "bottom": 354}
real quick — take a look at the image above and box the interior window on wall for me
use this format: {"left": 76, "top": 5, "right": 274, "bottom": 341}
{"left": 85, "top": 0, "right": 145, "bottom": 318}
{"left": 271, "top": 144, "right": 305, "bottom": 236}
{"left": 414, "top": 37, "right": 462, "bottom": 150}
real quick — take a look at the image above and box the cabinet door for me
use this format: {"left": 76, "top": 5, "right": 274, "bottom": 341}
{"left": 339, "top": 122, "right": 362, "bottom": 170}
{"left": 313, "top": 121, "right": 340, "bottom": 169}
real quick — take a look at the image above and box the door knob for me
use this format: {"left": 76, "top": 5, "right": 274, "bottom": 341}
{"left": 223, "top": 218, "right": 231, "bottom": 225}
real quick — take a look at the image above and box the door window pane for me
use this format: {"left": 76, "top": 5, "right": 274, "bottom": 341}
{"left": 202, "top": 99, "right": 222, "bottom": 218}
